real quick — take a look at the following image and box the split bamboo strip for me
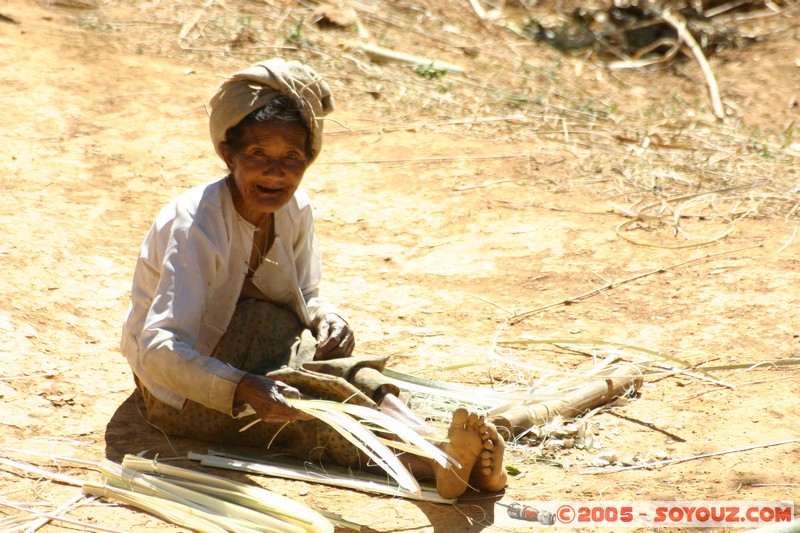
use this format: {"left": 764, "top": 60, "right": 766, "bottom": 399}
{"left": 190, "top": 452, "right": 454, "bottom": 504}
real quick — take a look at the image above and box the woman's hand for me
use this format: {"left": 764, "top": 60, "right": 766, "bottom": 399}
{"left": 234, "top": 374, "right": 313, "bottom": 423}
{"left": 314, "top": 313, "right": 355, "bottom": 360}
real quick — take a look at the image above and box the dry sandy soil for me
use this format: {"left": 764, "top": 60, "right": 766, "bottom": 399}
{"left": 1, "top": 0, "right": 799, "bottom": 531}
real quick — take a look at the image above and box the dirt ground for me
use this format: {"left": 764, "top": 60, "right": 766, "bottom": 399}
{"left": 1, "top": 0, "right": 799, "bottom": 531}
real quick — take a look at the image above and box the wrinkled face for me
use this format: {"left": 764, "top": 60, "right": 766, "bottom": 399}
{"left": 222, "top": 120, "right": 309, "bottom": 225}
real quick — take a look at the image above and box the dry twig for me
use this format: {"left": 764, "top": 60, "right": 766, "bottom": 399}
{"left": 178, "top": 0, "right": 215, "bottom": 44}
{"left": 20, "top": 493, "right": 96, "bottom": 533}
{"left": 320, "top": 153, "right": 524, "bottom": 165}
{"left": 611, "top": 179, "right": 771, "bottom": 248}
{"left": 581, "top": 438, "right": 800, "bottom": 474}
{"left": 510, "top": 242, "right": 763, "bottom": 323}
{"left": 645, "top": 2, "right": 725, "bottom": 119}
{"left": 352, "top": 42, "right": 466, "bottom": 73}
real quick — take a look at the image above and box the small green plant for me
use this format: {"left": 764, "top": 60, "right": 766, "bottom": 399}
{"left": 414, "top": 63, "right": 447, "bottom": 80}
{"left": 506, "top": 95, "right": 535, "bottom": 106}
{"left": 229, "top": 16, "right": 256, "bottom": 49}
{"left": 644, "top": 104, "right": 661, "bottom": 119}
{"left": 782, "top": 126, "right": 800, "bottom": 148}
{"left": 501, "top": 92, "right": 547, "bottom": 107}
{"left": 285, "top": 17, "right": 310, "bottom": 46}
{"left": 752, "top": 141, "right": 772, "bottom": 159}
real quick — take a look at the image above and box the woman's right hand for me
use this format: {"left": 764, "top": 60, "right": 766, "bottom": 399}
{"left": 234, "top": 374, "right": 313, "bottom": 423}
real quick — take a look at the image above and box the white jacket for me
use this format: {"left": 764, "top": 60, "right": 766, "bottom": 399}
{"left": 120, "top": 178, "right": 338, "bottom": 414}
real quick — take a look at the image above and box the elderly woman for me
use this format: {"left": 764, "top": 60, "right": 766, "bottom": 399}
{"left": 120, "top": 58, "right": 506, "bottom": 499}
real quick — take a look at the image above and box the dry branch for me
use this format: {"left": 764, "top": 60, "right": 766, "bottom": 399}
{"left": 668, "top": 374, "right": 797, "bottom": 402}
{"left": 524, "top": 338, "right": 733, "bottom": 387}
{"left": 581, "top": 438, "right": 800, "bottom": 474}
{"left": 615, "top": 217, "right": 734, "bottom": 248}
{"left": 654, "top": 6, "right": 726, "bottom": 120}
{"left": 610, "top": 179, "right": 771, "bottom": 248}
{"left": 510, "top": 243, "right": 764, "bottom": 323}
{"left": 352, "top": 42, "right": 466, "bottom": 73}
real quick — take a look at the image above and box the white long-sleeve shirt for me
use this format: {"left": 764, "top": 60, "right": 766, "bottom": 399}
{"left": 120, "top": 177, "right": 339, "bottom": 414}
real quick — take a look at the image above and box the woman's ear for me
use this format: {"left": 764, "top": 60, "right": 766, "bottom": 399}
{"left": 220, "top": 143, "right": 235, "bottom": 172}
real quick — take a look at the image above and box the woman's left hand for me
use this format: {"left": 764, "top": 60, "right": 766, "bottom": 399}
{"left": 314, "top": 314, "right": 355, "bottom": 360}
{"left": 234, "top": 374, "right": 313, "bottom": 423}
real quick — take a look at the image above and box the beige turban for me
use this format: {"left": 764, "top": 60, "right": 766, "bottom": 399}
{"left": 208, "top": 58, "right": 334, "bottom": 164}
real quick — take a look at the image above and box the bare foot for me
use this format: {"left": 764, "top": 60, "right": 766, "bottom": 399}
{"left": 469, "top": 418, "right": 508, "bottom": 493}
{"left": 434, "top": 407, "right": 504, "bottom": 499}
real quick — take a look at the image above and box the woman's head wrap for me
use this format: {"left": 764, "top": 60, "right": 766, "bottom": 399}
{"left": 208, "top": 58, "right": 334, "bottom": 164}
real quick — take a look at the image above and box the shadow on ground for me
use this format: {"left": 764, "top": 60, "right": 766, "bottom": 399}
{"left": 104, "top": 390, "right": 196, "bottom": 462}
{"left": 104, "top": 392, "right": 500, "bottom": 532}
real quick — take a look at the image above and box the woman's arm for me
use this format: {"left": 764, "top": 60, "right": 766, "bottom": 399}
{"left": 131, "top": 216, "right": 247, "bottom": 414}
{"left": 290, "top": 190, "right": 355, "bottom": 359}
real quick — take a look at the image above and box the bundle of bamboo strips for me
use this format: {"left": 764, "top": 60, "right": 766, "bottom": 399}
{"left": 83, "top": 455, "right": 341, "bottom": 533}
{"left": 0, "top": 452, "right": 345, "bottom": 532}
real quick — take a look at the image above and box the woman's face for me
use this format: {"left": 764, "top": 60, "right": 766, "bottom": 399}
{"left": 222, "top": 119, "right": 309, "bottom": 225}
